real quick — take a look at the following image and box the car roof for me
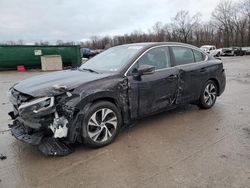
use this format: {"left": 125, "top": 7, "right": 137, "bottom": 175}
{"left": 119, "top": 42, "right": 199, "bottom": 50}
{"left": 200, "top": 45, "right": 215, "bottom": 48}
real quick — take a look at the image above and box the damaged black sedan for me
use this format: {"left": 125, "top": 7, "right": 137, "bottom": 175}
{"left": 8, "top": 42, "right": 226, "bottom": 156}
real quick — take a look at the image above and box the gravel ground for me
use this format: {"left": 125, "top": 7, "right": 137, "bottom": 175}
{"left": 0, "top": 56, "right": 250, "bottom": 188}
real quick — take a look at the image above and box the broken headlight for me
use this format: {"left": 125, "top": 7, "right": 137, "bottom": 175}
{"left": 18, "top": 97, "right": 55, "bottom": 116}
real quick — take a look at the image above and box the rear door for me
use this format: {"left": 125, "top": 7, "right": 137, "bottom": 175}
{"left": 170, "top": 46, "right": 208, "bottom": 103}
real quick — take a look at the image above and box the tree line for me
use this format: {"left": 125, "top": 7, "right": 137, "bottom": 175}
{"left": 1, "top": 0, "right": 250, "bottom": 49}
{"left": 82, "top": 0, "right": 250, "bottom": 49}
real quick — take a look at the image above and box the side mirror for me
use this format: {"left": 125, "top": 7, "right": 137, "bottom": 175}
{"left": 215, "top": 57, "right": 221, "bottom": 60}
{"left": 133, "top": 65, "right": 155, "bottom": 78}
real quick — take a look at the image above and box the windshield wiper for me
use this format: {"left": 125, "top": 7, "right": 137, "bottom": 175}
{"left": 78, "top": 68, "right": 99, "bottom": 74}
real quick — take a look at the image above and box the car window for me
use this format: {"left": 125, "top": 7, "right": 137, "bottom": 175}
{"left": 193, "top": 50, "right": 205, "bottom": 62}
{"left": 171, "top": 46, "right": 195, "bottom": 65}
{"left": 129, "top": 46, "right": 171, "bottom": 74}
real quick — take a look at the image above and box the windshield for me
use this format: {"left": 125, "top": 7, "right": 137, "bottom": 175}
{"left": 80, "top": 45, "right": 143, "bottom": 73}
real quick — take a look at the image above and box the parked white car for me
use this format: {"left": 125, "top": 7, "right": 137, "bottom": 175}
{"left": 200, "top": 45, "right": 220, "bottom": 57}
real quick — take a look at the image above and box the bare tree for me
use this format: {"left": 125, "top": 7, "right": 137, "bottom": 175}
{"left": 17, "top": 40, "right": 24, "bottom": 45}
{"left": 80, "top": 0, "right": 250, "bottom": 49}
{"left": 5, "top": 40, "right": 17, "bottom": 45}
{"left": 152, "top": 22, "right": 166, "bottom": 41}
{"left": 212, "top": 0, "right": 235, "bottom": 47}
{"left": 242, "top": 0, "right": 250, "bottom": 45}
{"left": 171, "top": 10, "right": 201, "bottom": 43}
{"left": 232, "top": 3, "right": 247, "bottom": 46}
{"left": 38, "top": 40, "right": 50, "bottom": 45}
{"left": 63, "top": 41, "right": 75, "bottom": 45}
{"left": 56, "top": 40, "right": 64, "bottom": 45}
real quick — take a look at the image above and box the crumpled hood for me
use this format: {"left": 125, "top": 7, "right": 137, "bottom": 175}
{"left": 14, "top": 70, "right": 112, "bottom": 97}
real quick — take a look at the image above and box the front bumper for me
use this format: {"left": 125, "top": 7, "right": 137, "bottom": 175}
{"left": 11, "top": 120, "right": 44, "bottom": 145}
{"left": 8, "top": 88, "right": 80, "bottom": 156}
{"left": 10, "top": 117, "right": 73, "bottom": 156}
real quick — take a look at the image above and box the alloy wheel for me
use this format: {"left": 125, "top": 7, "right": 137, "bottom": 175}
{"left": 87, "top": 108, "right": 117, "bottom": 143}
{"left": 203, "top": 83, "right": 217, "bottom": 106}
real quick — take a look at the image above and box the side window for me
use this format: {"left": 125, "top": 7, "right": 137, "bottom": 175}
{"left": 129, "top": 46, "right": 171, "bottom": 74}
{"left": 171, "top": 46, "right": 195, "bottom": 65}
{"left": 193, "top": 50, "right": 205, "bottom": 62}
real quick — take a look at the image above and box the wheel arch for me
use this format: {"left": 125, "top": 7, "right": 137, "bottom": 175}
{"left": 208, "top": 78, "right": 220, "bottom": 96}
{"left": 92, "top": 97, "right": 118, "bottom": 107}
{"left": 67, "top": 92, "right": 122, "bottom": 141}
{"left": 87, "top": 94, "right": 130, "bottom": 125}
{"left": 90, "top": 96, "right": 131, "bottom": 126}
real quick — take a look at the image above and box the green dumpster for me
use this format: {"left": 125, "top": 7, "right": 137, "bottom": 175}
{"left": 0, "top": 45, "right": 81, "bottom": 69}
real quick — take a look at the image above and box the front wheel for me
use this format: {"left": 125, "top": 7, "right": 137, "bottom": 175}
{"left": 82, "top": 101, "right": 122, "bottom": 148}
{"left": 198, "top": 80, "right": 218, "bottom": 109}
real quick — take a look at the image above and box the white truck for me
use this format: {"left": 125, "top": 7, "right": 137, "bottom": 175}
{"left": 200, "top": 45, "right": 220, "bottom": 57}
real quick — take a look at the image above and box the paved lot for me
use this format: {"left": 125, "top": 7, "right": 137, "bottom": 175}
{"left": 0, "top": 56, "right": 250, "bottom": 188}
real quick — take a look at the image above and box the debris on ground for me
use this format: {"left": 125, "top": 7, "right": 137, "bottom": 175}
{"left": 8, "top": 124, "right": 14, "bottom": 128}
{"left": 220, "top": 154, "right": 228, "bottom": 159}
{"left": 0, "top": 154, "right": 7, "bottom": 160}
{"left": 0, "top": 129, "right": 11, "bottom": 134}
{"left": 242, "top": 127, "right": 250, "bottom": 135}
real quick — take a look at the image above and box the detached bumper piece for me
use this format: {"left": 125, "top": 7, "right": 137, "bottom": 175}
{"left": 39, "top": 137, "right": 73, "bottom": 156}
{"left": 11, "top": 122, "right": 73, "bottom": 156}
{"left": 11, "top": 123, "right": 44, "bottom": 145}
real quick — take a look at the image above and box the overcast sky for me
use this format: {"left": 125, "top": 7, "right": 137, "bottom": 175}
{"left": 0, "top": 0, "right": 235, "bottom": 43}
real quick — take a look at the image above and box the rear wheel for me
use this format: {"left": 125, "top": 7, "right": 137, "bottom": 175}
{"left": 198, "top": 80, "right": 218, "bottom": 109}
{"left": 82, "top": 101, "right": 122, "bottom": 148}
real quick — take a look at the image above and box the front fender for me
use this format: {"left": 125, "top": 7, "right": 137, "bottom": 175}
{"left": 66, "top": 90, "right": 130, "bottom": 143}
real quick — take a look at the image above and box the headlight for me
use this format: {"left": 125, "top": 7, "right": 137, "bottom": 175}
{"left": 18, "top": 97, "right": 54, "bottom": 114}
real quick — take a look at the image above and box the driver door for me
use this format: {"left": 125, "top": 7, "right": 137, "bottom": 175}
{"left": 127, "top": 46, "right": 179, "bottom": 118}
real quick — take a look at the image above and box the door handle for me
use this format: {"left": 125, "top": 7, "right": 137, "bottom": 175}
{"left": 166, "top": 74, "right": 177, "bottom": 80}
{"left": 200, "top": 68, "right": 206, "bottom": 72}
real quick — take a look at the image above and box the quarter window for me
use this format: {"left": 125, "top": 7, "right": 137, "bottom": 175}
{"left": 171, "top": 46, "right": 195, "bottom": 65}
{"left": 193, "top": 50, "right": 205, "bottom": 62}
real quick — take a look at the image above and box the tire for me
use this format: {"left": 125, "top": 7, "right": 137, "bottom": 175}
{"left": 82, "top": 101, "right": 122, "bottom": 148}
{"left": 198, "top": 80, "right": 218, "bottom": 109}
